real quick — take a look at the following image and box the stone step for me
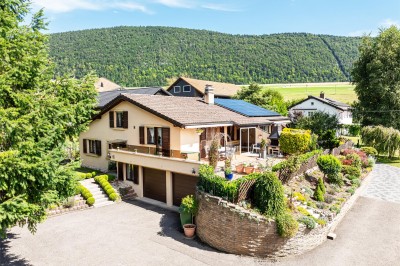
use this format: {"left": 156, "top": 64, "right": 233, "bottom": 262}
{"left": 93, "top": 201, "right": 114, "bottom": 208}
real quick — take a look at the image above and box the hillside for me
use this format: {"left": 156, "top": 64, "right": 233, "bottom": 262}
{"left": 48, "top": 26, "right": 361, "bottom": 87}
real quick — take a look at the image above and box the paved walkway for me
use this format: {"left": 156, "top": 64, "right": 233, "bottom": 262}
{"left": 1, "top": 164, "right": 400, "bottom": 265}
{"left": 362, "top": 164, "right": 400, "bottom": 203}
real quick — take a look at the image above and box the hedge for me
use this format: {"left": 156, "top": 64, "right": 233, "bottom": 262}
{"left": 272, "top": 150, "right": 322, "bottom": 172}
{"left": 77, "top": 184, "right": 95, "bottom": 206}
{"left": 197, "top": 165, "right": 258, "bottom": 202}
{"left": 94, "top": 175, "right": 120, "bottom": 201}
{"left": 279, "top": 128, "right": 311, "bottom": 155}
{"left": 76, "top": 171, "right": 96, "bottom": 181}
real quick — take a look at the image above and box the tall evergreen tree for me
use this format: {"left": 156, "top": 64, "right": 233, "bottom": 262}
{"left": 352, "top": 26, "right": 400, "bottom": 129}
{"left": 0, "top": 0, "right": 97, "bottom": 237}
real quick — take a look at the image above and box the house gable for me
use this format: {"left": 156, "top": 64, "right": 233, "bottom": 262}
{"left": 167, "top": 78, "right": 204, "bottom": 98}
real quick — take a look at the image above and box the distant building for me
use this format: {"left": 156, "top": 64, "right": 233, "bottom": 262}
{"left": 288, "top": 92, "right": 353, "bottom": 125}
{"left": 95, "top": 77, "right": 122, "bottom": 92}
{"left": 166, "top": 77, "right": 241, "bottom": 98}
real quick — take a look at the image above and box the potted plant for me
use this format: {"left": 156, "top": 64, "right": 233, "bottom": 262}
{"left": 225, "top": 168, "right": 233, "bottom": 180}
{"left": 235, "top": 163, "right": 244, "bottom": 173}
{"left": 195, "top": 128, "right": 204, "bottom": 135}
{"left": 244, "top": 163, "right": 255, "bottom": 174}
{"left": 260, "top": 138, "right": 267, "bottom": 159}
{"left": 179, "top": 195, "right": 198, "bottom": 238}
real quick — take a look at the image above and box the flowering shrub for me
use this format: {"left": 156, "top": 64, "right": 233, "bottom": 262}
{"left": 340, "top": 149, "right": 368, "bottom": 168}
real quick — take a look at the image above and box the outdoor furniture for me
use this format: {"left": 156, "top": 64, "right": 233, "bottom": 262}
{"left": 252, "top": 143, "right": 261, "bottom": 154}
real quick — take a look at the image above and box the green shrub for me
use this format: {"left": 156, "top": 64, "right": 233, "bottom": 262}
{"left": 341, "top": 165, "right": 361, "bottom": 178}
{"left": 298, "top": 216, "right": 316, "bottom": 229}
{"left": 297, "top": 206, "right": 310, "bottom": 216}
{"left": 94, "top": 175, "right": 119, "bottom": 201}
{"left": 330, "top": 204, "right": 341, "bottom": 214}
{"left": 318, "top": 129, "right": 340, "bottom": 150}
{"left": 351, "top": 178, "right": 361, "bottom": 187}
{"left": 317, "top": 155, "right": 342, "bottom": 178}
{"left": 347, "top": 187, "right": 355, "bottom": 195}
{"left": 198, "top": 164, "right": 259, "bottom": 202}
{"left": 276, "top": 212, "right": 299, "bottom": 238}
{"left": 314, "top": 177, "right": 325, "bottom": 202}
{"left": 293, "top": 192, "right": 306, "bottom": 203}
{"left": 346, "top": 153, "right": 362, "bottom": 168}
{"left": 87, "top": 197, "right": 95, "bottom": 206}
{"left": 327, "top": 173, "right": 344, "bottom": 187}
{"left": 109, "top": 193, "right": 118, "bottom": 201}
{"left": 316, "top": 218, "right": 327, "bottom": 226}
{"left": 367, "top": 158, "right": 375, "bottom": 168}
{"left": 179, "top": 195, "right": 198, "bottom": 216}
{"left": 279, "top": 128, "right": 311, "bottom": 155}
{"left": 360, "top": 146, "right": 378, "bottom": 156}
{"left": 253, "top": 172, "right": 286, "bottom": 217}
{"left": 107, "top": 174, "right": 116, "bottom": 182}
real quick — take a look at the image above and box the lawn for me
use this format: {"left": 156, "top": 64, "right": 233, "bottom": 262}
{"left": 376, "top": 156, "right": 400, "bottom": 168}
{"left": 263, "top": 82, "right": 357, "bottom": 104}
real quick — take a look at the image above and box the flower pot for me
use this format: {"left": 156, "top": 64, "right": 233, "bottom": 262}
{"left": 235, "top": 164, "right": 244, "bottom": 173}
{"left": 225, "top": 173, "right": 233, "bottom": 180}
{"left": 254, "top": 168, "right": 261, "bottom": 173}
{"left": 180, "top": 212, "right": 192, "bottom": 228}
{"left": 183, "top": 224, "right": 196, "bottom": 238}
{"left": 244, "top": 166, "right": 254, "bottom": 174}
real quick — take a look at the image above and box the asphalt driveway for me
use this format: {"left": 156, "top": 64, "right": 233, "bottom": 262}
{"left": 1, "top": 164, "right": 400, "bottom": 266}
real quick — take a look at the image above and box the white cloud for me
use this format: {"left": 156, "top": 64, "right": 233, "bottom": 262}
{"left": 348, "top": 18, "right": 400, "bottom": 37}
{"left": 379, "top": 18, "right": 400, "bottom": 28}
{"left": 32, "top": 0, "right": 151, "bottom": 14}
{"left": 154, "top": 0, "right": 194, "bottom": 8}
{"left": 201, "top": 3, "right": 240, "bottom": 12}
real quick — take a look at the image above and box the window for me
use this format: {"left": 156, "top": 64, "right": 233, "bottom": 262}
{"left": 83, "top": 139, "right": 101, "bottom": 156}
{"left": 147, "top": 127, "right": 163, "bottom": 145}
{"left": 126, "top": 164, "right": 139, "bottom": 184}
{"left": 311, "top": 102, "right": 314, "bottom": 106}
{"left": 183, "top": 85, "right": 191, "bottom": 92}
{"left": 116, "top": 111, "right": 124, "bottom": 128}
{"left": 307, "top": 111, "right": 315, "bottom": 117}
{"left": 109, "top": 111, "right": 128, "bottom": 129}
{"left": 174, "top": 86, "right": 181, "bottom": 93}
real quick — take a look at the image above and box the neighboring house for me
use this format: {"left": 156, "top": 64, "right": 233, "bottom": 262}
{"left": 166, "top": 77, "right": 241, "bottom": 98}
{"left": 288, "top": 92, "right": 353, "bottom": 125}
{"left": 79, "top": 86, "right": 289, "bottom": 207}
{"left": 98, "top": 87, "right": 172, "bottom": 109}
{"left": 95, "top": 77, "right": 121, "bottom": 92}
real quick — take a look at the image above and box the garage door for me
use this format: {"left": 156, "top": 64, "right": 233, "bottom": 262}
{"left": 143, "top": 168, "right": 166, "bottom": 203}
{"left": 173, "top": 173, "right": 199, "bottom": 206}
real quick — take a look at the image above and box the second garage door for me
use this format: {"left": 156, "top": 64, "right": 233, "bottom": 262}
{"left": 173, "top": 173, "right": 198, "bottom": 206}
{"left": 143, "top": 167, "right": 166, "bottom": 203}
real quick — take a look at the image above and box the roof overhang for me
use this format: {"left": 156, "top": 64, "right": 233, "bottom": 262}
{"left": 184, "top": 123, "right": 233, "bottom": 129}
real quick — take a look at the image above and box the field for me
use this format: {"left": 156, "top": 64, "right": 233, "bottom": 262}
{"left": 262, "top": 82, "right": 357, "bottom": 104}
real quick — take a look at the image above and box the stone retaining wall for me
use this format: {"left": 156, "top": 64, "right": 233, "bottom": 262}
{"left": 196, "top": 170, "right": 372, "bottom": 258}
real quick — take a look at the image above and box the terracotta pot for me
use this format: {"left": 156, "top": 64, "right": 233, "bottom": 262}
{"left": 183, "top": 224, "right": 196, "bottom": 238}
{"left": 244, "top": 166, "right": 254, "bottom": 174}
{"left": 235, "top": 164, "right": 244, "bottom": 173}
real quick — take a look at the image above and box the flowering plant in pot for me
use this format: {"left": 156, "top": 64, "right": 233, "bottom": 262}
{"left": 224, "top": 168, "right": 233, "bottom": 180}
{"left": 244, "top": 163, "right": 255, "bottom": 174}
{"left": 179, "top": 195, "right": 198, "bottom": 238}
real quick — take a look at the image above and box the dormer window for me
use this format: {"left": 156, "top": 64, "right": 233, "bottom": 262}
{"left": 174, "top": 86, "right": 181, "bottom": 93}
{"left": 183, "top": 85, "right": 191, "bottom": 92}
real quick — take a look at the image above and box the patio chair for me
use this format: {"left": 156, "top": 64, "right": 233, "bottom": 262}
{"left": 252, "top": 143, "right": 261, "bottom": 154}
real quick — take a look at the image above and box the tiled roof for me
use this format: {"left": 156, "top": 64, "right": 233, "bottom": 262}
{"left": 289, "top": 95, "right": 351, "bottom": 111}
{"left": 98, "top": 87, "right": 171, "bottom": 108}
{"left": 169, "top": 77, "right": 241, "bottom": 97}
{"left": 96, "top": 94, "right": 289, "bottom": 127}
{"left": 94, "top": 77, "right": 121, "bottom": 92}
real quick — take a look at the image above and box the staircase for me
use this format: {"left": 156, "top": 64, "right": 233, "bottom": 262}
{"left": 80, "top": 179, "right": 114, "bottom": 208}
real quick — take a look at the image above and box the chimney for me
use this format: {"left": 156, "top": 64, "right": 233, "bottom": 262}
{"left": 100, "top": 82, "right": 104, "bottom": 87}
{"left": 204, "top": 85, "right": 214, "bottom": 105}
{"left": 320, "top": 91, "right": 325, "bottom": 99}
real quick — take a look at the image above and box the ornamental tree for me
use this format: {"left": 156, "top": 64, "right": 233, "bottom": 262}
{"left": 279, "top": 128, "right": 311, "bottom": 155}
{"left": 352, "top": 26, "right": 400, "bottom": 129}
{"left": 317, "top": 155, "right": 342, "bottom": 181}
{"left": 0, "top": 1, "right": 97, "bottom": 237}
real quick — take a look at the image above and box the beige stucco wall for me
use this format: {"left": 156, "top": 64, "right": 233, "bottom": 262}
{"left": 79, "top": 101, "right": 203, "bottom": 172}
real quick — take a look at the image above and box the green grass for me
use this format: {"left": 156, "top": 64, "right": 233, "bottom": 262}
{"left": 265, "top": 83, "right": 356, "bottom": 104}
{"left": 376, "top": 156, "right": 400, "bottom": 168}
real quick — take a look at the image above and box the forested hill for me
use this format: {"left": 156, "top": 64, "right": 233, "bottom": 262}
{"left": 49, "top": 26, "right": 361, "bottom": 87}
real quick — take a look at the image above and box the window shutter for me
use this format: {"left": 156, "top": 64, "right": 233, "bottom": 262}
{"left": 96, "top": 140, "right": 102, "bottom": 156}
{"left": 161, "top": 127, "right": 170, "bottom": 157}
{"left": 139, "top": 126, "right": 145, "bottom": 144}
{"left": 123, "top": 111, "right": 128, "bottom": 129}
{"left": 109, "top": 111, "right": 114, "bottom": 128}
{"left": 83, "top": 139, "right": 87, "bottom": 153}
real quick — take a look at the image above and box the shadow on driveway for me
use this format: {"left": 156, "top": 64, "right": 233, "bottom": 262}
{"left": 123, "top": 199, "right": 222, "bottom": 252}
{"left": 0, "top": 233, "right": 31, "bottom": 266}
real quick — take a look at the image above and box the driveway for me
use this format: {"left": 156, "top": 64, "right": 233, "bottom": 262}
{"left": 1, "top": 164, "right": 400, "bottom": 266}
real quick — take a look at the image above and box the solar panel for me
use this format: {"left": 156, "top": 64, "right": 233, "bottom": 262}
{"left": 214, "top": 99, "right": 281, "bottom": 117}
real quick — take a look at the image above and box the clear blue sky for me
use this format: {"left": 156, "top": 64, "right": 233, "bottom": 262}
{"left": 32, "top": 0, "right": 400, "bottom": 36}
